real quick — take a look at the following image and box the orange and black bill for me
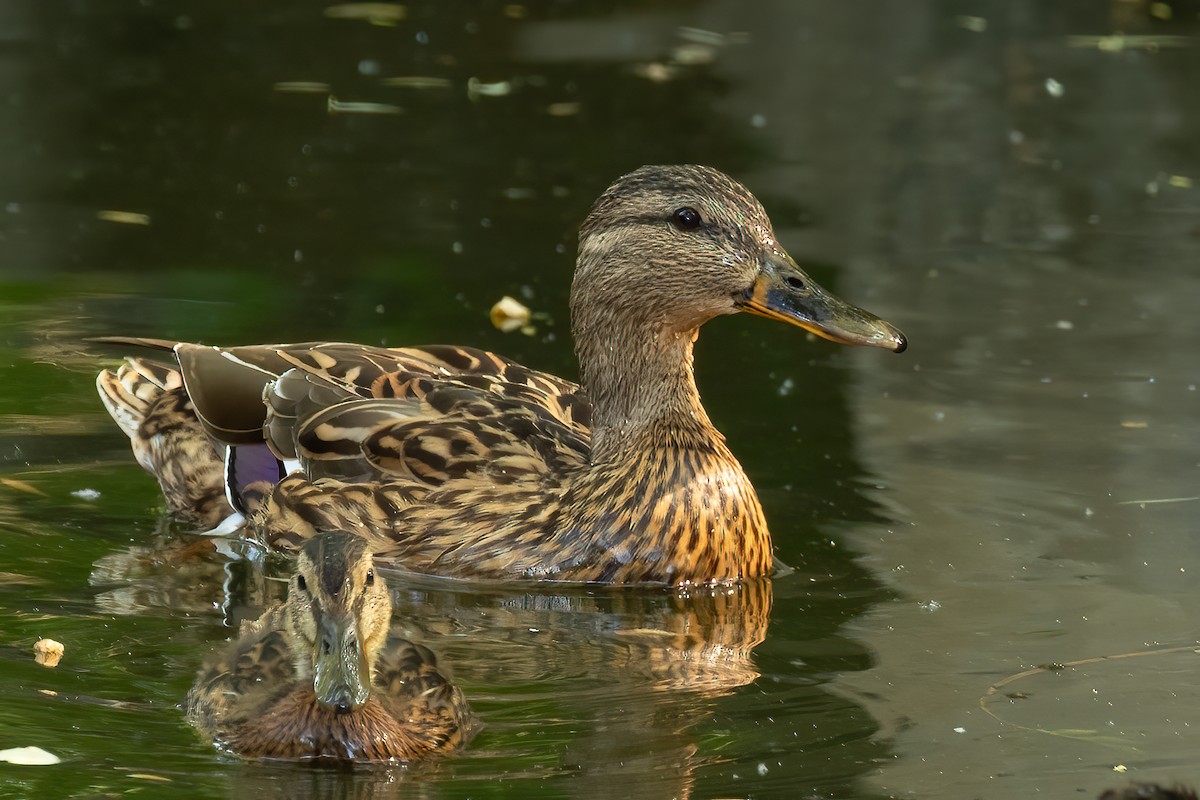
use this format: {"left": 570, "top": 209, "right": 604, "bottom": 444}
{"left": 739, "top": 252, "right": 907, "bottom": 352}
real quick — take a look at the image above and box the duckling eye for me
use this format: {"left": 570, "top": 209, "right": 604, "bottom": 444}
{"left": 672, "top": 207, "right": 701, "bottom": 230}
{"left": 296, "top": 575, "right": 307, "bottom": 593}
{"left": 365, "top": 569, "right": 375, "bottom": 586}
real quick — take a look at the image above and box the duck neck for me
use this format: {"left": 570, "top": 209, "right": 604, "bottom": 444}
{"left": 573, "top": 311, "right": 722, "bottom": 463}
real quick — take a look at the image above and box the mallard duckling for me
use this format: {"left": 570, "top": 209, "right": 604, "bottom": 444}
{"left": 94, "top": 164, "right": 906, "bottom": 585}
{"left": 185, "top": 531, "right": 474, "bottom": 762}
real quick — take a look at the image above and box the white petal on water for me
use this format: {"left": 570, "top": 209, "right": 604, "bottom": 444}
{"left": 0, "top": 747, "right": 61, "bottom": 766}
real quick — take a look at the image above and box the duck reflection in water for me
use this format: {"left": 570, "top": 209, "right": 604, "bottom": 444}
{"left": 185, "top": 531, "right": 475, "bottom": 763}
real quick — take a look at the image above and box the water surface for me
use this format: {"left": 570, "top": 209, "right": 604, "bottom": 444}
{"left": 1, "top": 2, "right": 1199, "bottom": 798}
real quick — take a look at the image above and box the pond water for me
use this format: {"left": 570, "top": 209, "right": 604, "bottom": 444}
{"left": 1, "top": 1, "right": 1199, "bottom": 798}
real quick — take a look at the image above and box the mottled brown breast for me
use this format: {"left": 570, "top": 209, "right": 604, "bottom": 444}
{"left": 220, "top": 687, "right": 445, "bottom": 762}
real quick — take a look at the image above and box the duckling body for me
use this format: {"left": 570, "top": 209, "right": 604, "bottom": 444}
{"left": 95, "top": 166, "right": 905, "bottom": 585}
{"left": 185, "top": 532, "right": 473, "bottom": 762}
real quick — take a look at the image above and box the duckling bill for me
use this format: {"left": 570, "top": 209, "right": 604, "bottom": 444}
{"left": 185, "top": 532, "right": 474, "bottom": 762}
{"left": 94, "top": 164, "right": 906, "bottom": 585}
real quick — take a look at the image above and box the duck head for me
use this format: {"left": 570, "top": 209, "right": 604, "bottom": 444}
{"left": 285, "top": 532, "right": 392, "bottom": 714}
{"left": 572, "top": 164, "right": 906, "bottom": 352}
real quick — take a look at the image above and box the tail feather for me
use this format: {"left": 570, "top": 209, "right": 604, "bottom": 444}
{"left": 95, "top": 357, "right": 233, "bottom": 526}
{"left": 96, "top": 359, "right": 179, "bottom": 441}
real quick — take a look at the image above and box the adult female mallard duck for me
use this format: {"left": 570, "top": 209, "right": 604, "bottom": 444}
{"left": 185, "top": 531, "right": 474, "bottom": 761}
{"left": 95, "top": 165, "right": 905, "bottom": 585}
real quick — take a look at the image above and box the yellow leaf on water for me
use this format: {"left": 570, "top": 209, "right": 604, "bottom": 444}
{"left": 324, "top": 3, "right": 406, "bottom": 25}
{"left": 0, "top": 478, "right": 46, "bottom": 496}
{"left": 96, "top": 210, "right": 151, "bottom": 225}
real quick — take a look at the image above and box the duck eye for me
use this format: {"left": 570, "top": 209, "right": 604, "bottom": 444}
{"left": 296, "top": 575, "right": 307, "bottom": 592}
{"left": 365, "top": 569, "right": 374, "bottom": 586}
{"left": 672, "top": 207, "right": 701, "bottom": 230}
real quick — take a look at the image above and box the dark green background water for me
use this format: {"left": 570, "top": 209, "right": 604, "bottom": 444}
{"left": 1, "top": 2, "right": 1199, "bottom": 798}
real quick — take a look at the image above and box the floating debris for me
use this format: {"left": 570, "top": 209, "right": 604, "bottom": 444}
{"left": 71, "top": 488, "right": 100, "bottom": 501}
{"left": 327, "top": 96, "right": 401, "bottom": 115}
{"left": 956, "top": 15, "right": 988, "bottom": 32}
{"left": 632, "top": 62, "right": 679, "bottom": 83}
{"left": 34, "top": 639, "right": 64, "bottom": 668}
{"left": 467, "top": 77, "right": 512, "bottom": 99}
{"left": 96, "top": 210, "right": 151, "bottom": 226}
{"left": 546, "top": 102, "right": 580, "bottom": 117}
{"left": 1150, "top": 1, "right": 1172, "bottom": 19}
{"left": 490, "top": 296, "right": 531, "bottom": 333}
{"left": 1054, "top": 320, "right": 1074, "bottom": 330}
{"left": 1120, "top": 421, "right": 1149, "bottom": 429}
{"left": 0, "top": 747, "right": 60, "bottom": 766}
{"left": 671, "top": 43, "right": 717, "bottom": 66}
{"left": 1065, "top": 34, "right": 1197, "bottom": 52}
{"left": 128, "top": 774, "right": 173, "bottom": 782}
{"left": 1167, "top": 175, "right": 1194, "bottom": 189}
{"left": 502, "top": 4, "right": 527, "bottom": 18}
{"left": 323, "top": 3, "right": 406, "bottom": 26}
{"left": 273, "top": 81, "right": 331, "bottom": 94}
{"left": 676, "top": 26, "right": 750, "bottom": 47}
{"left": 1117, "top": 495, "right": 1200, "bottom": 506}
{"left": 1044, "top": 77, "right": 1065, "bottom": 98}
{"left": 380, "top": 76, "right": 451, "bottom": 89}
{"left": 0, "top": 477, "right": 46, "bottom": 496}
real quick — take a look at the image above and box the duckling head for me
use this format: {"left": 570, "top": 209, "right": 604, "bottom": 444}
{"left": 573, "top": 164, "right": 906, "bottom": 352}
{"left": 285, "top": 531, "right": 392, "bottom": 714}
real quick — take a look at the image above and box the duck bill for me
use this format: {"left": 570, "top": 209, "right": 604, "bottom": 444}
{"left": 739, "top": 253, "right": 907, "bottom": 352}
{"left": 312, "top": 614, "right": 371, "bottom": 714}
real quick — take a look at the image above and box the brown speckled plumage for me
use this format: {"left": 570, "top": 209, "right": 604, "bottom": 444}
{"left": 185, "top": 532, "right": 473, "bottom": 762}
{"left": 93, "top": 165, "right": 905, "bottom": 585}
{"left": 95, "top": 359, "right": 232, "bottom": 527}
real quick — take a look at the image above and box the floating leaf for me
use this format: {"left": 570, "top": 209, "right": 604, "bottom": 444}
{"left": 0, "top": 478, "right": 46, "bottom": 496}
{"left": 467, "top": 77, "right": 511, "bottom": 98}
{"left": 273, "top": 81, "right": 331, "bottom": 94}
{"left": 323, "top": 3, "right": 406, "bottom": 26}
{"left": 96, "top": 210, "right": 151, "bottom": 226}
{"left": 327, "top": 96, "right": 401, "bottom": 115}
{"left": 379, "top": 76, "right": 451, "bottom": 89}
